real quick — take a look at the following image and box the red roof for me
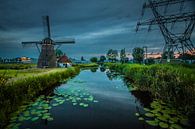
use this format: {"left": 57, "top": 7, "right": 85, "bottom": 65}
{"left": 58, "top": 55, "right": 71, "bottom": 63}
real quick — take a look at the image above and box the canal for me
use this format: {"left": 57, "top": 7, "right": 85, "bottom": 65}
{"left": 7, "top": 68, "right": 192, "bottom": 129}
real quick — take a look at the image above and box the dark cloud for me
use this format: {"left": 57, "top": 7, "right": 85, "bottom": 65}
{"left": 0, "top": 0, "right": 194, "bottom": 59}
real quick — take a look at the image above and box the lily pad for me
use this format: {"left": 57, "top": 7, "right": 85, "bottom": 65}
{"left": 93, "top": 100, "right": 98, "bottom": 103}
{"left": 143, "top": 108, "right": 150, "bottom": 112}
{"left": 146, "top": 120, "right": 158, "bottom": 126}
{"left": 52, "top": 103, "right": 59, "bottom": 106}
{"left": 135, "top": 113, "right": 140, "bottom": 117}
{"left": 180, "top": 119, "right": 189, "bottom": 126}
{"left": 42, "top": 115, "right": 50, "bottom": 120}
{"left": 73, "top": 103, "right": 77, "bottom": 106}
{"left": 47, "top": 117, "right": 54, "bottom": 121}
{"left": 170, "top": 124, "right": 183, "bottom": 129}
{"left": 31, "top": 117, "right": 39, "bottom": 121}
{"left": 157, "top": 116, "right": 167, "bottom": 122}
{"left": 18, "top": 116, "right": 26, "bottom": 122}
{"left": 145, "top": 113, "right": 154, "bottom": 117}
{"left": 159, "top": 122, "right": 169, "bottom": 128}
{"left": 138, "top": 117, "right": 144, "bottom": 121}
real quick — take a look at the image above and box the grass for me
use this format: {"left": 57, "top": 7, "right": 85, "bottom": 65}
{"left": 105, "top": 63, "right": 195, "bottom": 113}
{"left": 73, "top": 63, "right": 99, "bottom": 68}
{"left": 0, "top": 67, "right": 80, "bottom": 128}
{"left": 0, "top": 63, "right": 36, "bottom": 69}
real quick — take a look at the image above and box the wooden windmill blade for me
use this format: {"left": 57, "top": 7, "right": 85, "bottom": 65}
{"left": 54, "top": 38, "right": 75, "bottom": 45}
{"left": 22, "top": 41, "right": 42, "bottom": 46}
{"left": 42, "top": 16, "right": 51, "bottom": 38}
{"left": 22, "top": 41, "right": 42, "bottom": 53}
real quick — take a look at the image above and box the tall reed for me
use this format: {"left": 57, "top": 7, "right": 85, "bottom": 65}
{"left": 106, "top": 63, "right": 195, "bottom": 113}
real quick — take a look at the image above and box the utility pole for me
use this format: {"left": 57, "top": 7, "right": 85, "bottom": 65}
{"left": 136, "top": 0, "right": 195, "bottom": 62}
{"left": 143, "top": 46, "right": 148, "bottom": 63}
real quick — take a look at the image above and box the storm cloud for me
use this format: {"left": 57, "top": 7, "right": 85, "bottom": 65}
{"left": 0, "top": 0, "right": 194, "bottom": 59}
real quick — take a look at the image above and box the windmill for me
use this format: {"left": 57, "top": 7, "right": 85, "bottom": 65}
{"left": 136, "top": 0, "right": 195, "bottom": 62}
{"left": 22, "top": 16, "right": 75, "bottom": 68}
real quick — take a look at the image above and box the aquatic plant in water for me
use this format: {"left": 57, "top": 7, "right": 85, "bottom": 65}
{"left": 6, "top": 95, "right": 54, "bottom": 129}
{"left": 6, "top": 79, "right": 99, "bottom": 129}
{"left": 135, "top": 100, "right": 190, "bottom": 129}
{"left": 54, "top": 79, "right": 98, "bottom": 108}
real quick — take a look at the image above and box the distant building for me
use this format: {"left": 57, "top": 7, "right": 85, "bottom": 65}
{"left": 20, "top": 56, "right": 32, "bottom": 63}
{"left": 57, "top": 54, "right": 72, "bottom": 68}
{"left": 0, "top": 56, "right": 32, "bottom": 64}
{"left": 147, "top": 53, "right": 162, "bottom": 59}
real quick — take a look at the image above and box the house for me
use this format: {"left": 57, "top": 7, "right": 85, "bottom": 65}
{"left": 57, "top": 54, "right": 72, "bottom": 68}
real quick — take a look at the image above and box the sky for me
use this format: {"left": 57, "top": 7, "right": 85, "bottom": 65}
{"left": 0, "top": 0, "right": 195, "bottom": 59}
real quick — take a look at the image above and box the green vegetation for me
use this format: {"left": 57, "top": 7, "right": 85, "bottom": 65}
{"left": 106, "top": 63, "right": 195, "bottom": 128}
{"left": 0, "top": 67, "right": 80, "bottom": 128}
{"left": 132, "top": 47, "right": 144, "bottom": 63}
{"left": 99, "top": 55, "right": 106, "bottom": 63}
{"left": 6, "top": 78, "right": 99, "bottom": 129}
{"left": 105, "top": 63, "right": 195, "bottom": 111}
{"left": 135, "top": 100, "right": 189, "bottom": 129}
{"left": 0, "top": 63, "right": 36, "bottom": 69}
{"left": 106, "top": 49, "right": 118, "bottom": 62}
{"left": 74, "top": 63, "right": 99, "bottom": 68}
{"left": 90, "top": 57, "right": 98, "bottom": 63}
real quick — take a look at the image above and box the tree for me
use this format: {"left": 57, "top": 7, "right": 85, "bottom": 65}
{"left": 161, "top": 51, "right": 175, "bottom": 59}
{"left": 81, "top": 56, "right": 85, "bottom": 61}
{"left": 132, "top": 47, "right": 144, "bottom": 63}
{"left": 55, "top": 49, "right": 63, "bottom": 58}
{"left": 147, "top": 58, "right": 155, "bottom": 64}
{"left": 120, "top": 48, "right": 127, "bottom": 63}
{"left": 99, "top": 55, "right": 106, "bottom": 63}
{"left": 106, "top": 49, "right": 118, "bottom": 62}
{"left": 178, "top": 53, "right": 195, "bottom": 60}
{"left": 90, "top": 57, "right": 98, "bottom": 63}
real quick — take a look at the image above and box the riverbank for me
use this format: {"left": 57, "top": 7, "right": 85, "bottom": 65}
{"left": 0, "top": 63, "right": 36, "bottom": 69}
{"left": 74, "top": 63, "right": 99, "bottom": 68}
{"left": 105, "top": 63, "right": 195, "bottom": 113}
{"left": 0, "top": 67, "right": 80, "bottom": 128}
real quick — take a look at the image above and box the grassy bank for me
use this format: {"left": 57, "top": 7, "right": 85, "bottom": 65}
{"left": 73, "top": 63, "right": 99, "bottom": 68}
{"left": 105, "top": 63, "right": 195, "bottom": 112}
{"left": 0, "top": 67, "right": 80, "bottom": 128}
{"left": 0, "top": 63, "right": 36, "bottom": 69}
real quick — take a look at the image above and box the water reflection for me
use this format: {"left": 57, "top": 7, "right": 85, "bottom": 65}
{"left": 107, "top": 70, "right": 194, "bottom": 129}
{"left": 7, "top": 69, "right": 194, "bottom": 129}
{"left": 90, "top": 67, "right": 98, "bottom": 72}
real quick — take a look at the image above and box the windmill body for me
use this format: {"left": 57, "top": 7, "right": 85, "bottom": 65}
{"left": 22, "top": 16, "right": 75, "bottom": 68}
{"left": 37, "top": 38, "right": 56, "bottom": 68}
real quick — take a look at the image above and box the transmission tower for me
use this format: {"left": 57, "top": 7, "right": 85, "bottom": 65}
{"left": 136, "top": 0, "right": 195, "bottom": 61}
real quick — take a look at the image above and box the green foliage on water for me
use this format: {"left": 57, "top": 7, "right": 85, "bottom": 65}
{"left": 0, "top": 67, "right": 80, "bottom": 129}
{"left": 135, "top": 100, "right": 190, "bottom": 129}
{"left": 54, "top": 79, "right": 99, "bottom": 108}
{"left": 6, "top": 78, "right": 99, "bottom": 129}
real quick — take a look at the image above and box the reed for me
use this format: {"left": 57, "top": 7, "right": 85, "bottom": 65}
{"left": 106, "top": 63, "right": 195, "bottom": 112}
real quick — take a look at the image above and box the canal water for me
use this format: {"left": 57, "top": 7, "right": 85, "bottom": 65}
{"left": 8, "top": 68, "right": 193, "bottom": 129}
